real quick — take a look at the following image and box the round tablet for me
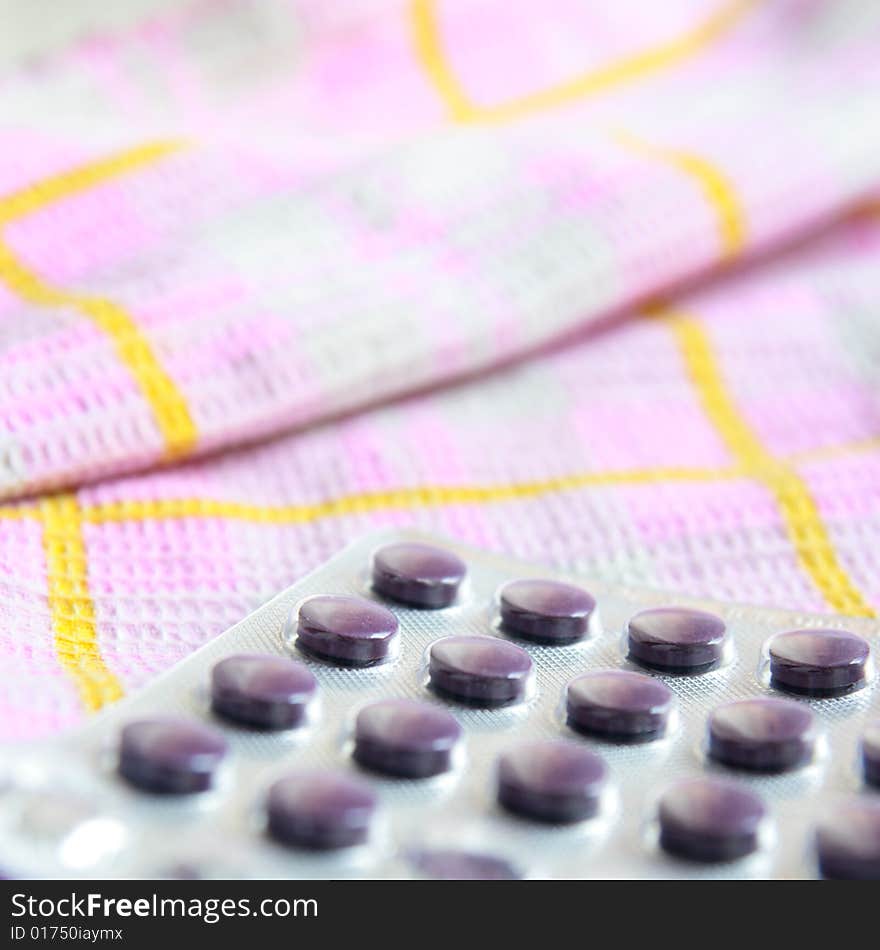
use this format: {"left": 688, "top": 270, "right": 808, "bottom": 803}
{"left": 816, "top": 799, "right": 880, "bottom": 880}
{"left": 497, "top": 740, "right": 608, "bottom": 823}
{"left": 211, "top": 654, "right": 317, "bottom": 729}
{"left": 658, "top": 777, "right": 767, "bottom": 862}
{"left": 266, "top": 771, "right": 378, "bottom": 850}
{"left": 628, "top": 607, "right": 727, "bottom": 673}
{"left": 566, "top": 670, "right": 674, "bottom": 742}
{"left": 499, "top": 579, "right": 596, "bottom": 644}
{"left": 118, "top": 718, "right": 228, "bottom": 795}
{"left": 707, "top": 697, "right": 817, "bottom": 772}
{"left": 372, "top": 542, "right": 466, "bottom": 608}
{"left": 408, "top": 849, "right": 522, "bottom": 880}
{"left": 428, "top": 636, "right": 533, "bottom": 707}
{"left": 768, "top": 629, "right": 870, "bottom": 697}
{"left": 862, "top": 720, "right": 880, "bottom": 788}
{"left": 295, "top": 595, "right": 399, "bottom": 666}
{"left": 353, "top": 699, "right": 462, "bottom": 778}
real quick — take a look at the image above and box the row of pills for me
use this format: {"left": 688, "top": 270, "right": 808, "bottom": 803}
{"left": 295, "top": 595, "right": 873, "bottom": 698}
{"left": 120, "top": 660, "right": 880, "bottom": 784}
{"left": 107, "top": 542, "right": 880, "bottom": 878}
{"left": 114, "top": 715, "right": 880, "bottom": 877}
{"left": 295, "top": 542, "right": 874, "bottom": 698}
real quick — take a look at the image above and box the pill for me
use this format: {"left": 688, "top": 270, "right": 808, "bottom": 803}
{"left": 628, "top": 607, "right": 727, "bottom": 673}
{"left": 211, "top": 654, "right": 317, "bottom": 729}
{"left": 428, "top": 635, "right": 533, "bottom": 707}
{"left": 353, "top": 698, "right": 462, "bottom": 778}
{"left": 118, "top": 718, "right": 228, "bottom": 795}
{"left": 295, "top": 595, "right": 399, "bottom": 666}
{"left": 497, "top": 739, "right": 607, "bottom": 823}
{"left": 658, "top": 777, "right": 767, "bottom": 862}
{"left": 565, "top": 670, "right": 674, "bottom": 742}
{"left": 408, "top": 849, "right": 522, "bottom": 880}
{"left": 372, "top": 542, "right": 466, "bottom": 608}
{"left": 266, "top": 771, "right": 378, "bottom": 850}
{"left": 768, "top": 629, "right": 870, "bottom": 697}
{"left": 816, "top": 798, "right": 880, "bottom": 880}
{"left": 499, "top": 579, "right": 596, "bottom": 645}
{"left": 707, "top": 697, "right": 817, "bottom": 772}
{"left": 862, "top": 720, "right": 880, "bottom": 789}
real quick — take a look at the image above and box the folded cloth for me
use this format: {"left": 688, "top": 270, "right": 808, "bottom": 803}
{"left": 0, "top": 0, "right": 879, "bottom": 739}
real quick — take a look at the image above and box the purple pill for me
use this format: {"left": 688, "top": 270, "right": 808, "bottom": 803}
{"left": 408, "top": 849, "right": 522, "bottom": 880}
{"left": 628, "top": 607, "right": 727, "bottom": 673}
{"left": 295, "top": 595, "right": 399, "bottom": 667}
{"left": 353, "top": 699, "right": 462, "bottom": 778}
{"left": 768, "top": 629, "right": 870, "bottom": 697}
{"left": 708, "top": 697, "right": 817, "bottom": 772}
{"left": 211, "top": 654, "right": 317, "bottom": 729}
{"left": 372, "top": 542, "right": 467, "bottom": 608}
{"left": 816, "top": 799, "right": 880, "bottom": 880}
{"left": 266, "top": 771, "right": 378, "bottom": 850}
{"left": 497, "top": 740, "right": 608, "bottom": 823}
{"left": 566, "top": 670, "right": 674, "bottom": 742}
{"left": 862, "top": 720, "right": 880, "bottom": 788}
{"left": 428, "top": 636, "right": 533, "bottom": 707}
{"left": 658, "top": 777, "right": 767, "bottom": 862}
{"left": 499, "top": 579, "right": 596, "bottom": 645}
{"left": 118, "top": 717, "right": 228, "bottom": 795}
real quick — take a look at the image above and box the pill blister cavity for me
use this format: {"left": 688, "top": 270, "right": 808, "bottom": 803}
{"left": 14, "top": 790, "right": 125, "bottom": 871}
{"left": 566, "top": 670, "right": 675, "bottom": 743}
{"left": 498, "top": 578, "right": 596, "bottom": 645}
{"left": 295, "top": 595, "right": 399, "bottom": 667}
{"left": 118, "top": 717, "right": 228, "bottom": 795}
{"left": 767, "top": 629, "right": 871, "bottom": 697}
{"left": 353, "top": 698, "right": 463, "bottom": 778}
{"left": 211, "top": 654, "right": 317, "bottom": 730}
{"left": 372, "top": 542, "right": 467, "bottom": 608}
{"left": 816, "top": 798, "right": 880, "bottom": 880}
{"left": 707, "top": 698, "right": 817, "bottom": 773}
{"left": 428, "top": 635, "right": 534, "bottom": 707}
{"left": 496, "top": 740, "right": 608, "bottom": 824}
{"left": 266, "top": 770, "right": 378, "bottom": 851}
{"left": 407, "top": 847, "right": 522, "bottom": 880}
{"left": 657, "top": 777, "right": 768, "bottom": 863}
{"left": 627, "top": 607, "right": 728, "bottom": 674}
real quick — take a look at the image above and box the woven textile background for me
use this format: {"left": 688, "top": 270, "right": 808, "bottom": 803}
{"left": 1, "top": 0, "right": 879, "bottom": 740}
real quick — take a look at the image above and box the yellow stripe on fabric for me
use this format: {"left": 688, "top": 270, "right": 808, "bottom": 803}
{"left": 0, "top": 141, "right": 196, "bottom": 458}
{"left": 660, "top": 307, "right": 874, "bottom": 616}
{"left": 410, "top": 0, "right": 759, "bottom": 123}
{"left": 0, "top": 505, "right": 38, "bottom": 520}
{"left": 410, "top": 0, "right": 474, "bottom": 121}
{"left": 0, "top": 240, "right": 197, "bottom": 457}
{"left": 5, "top": 433, "right": 880, "bottom": 525}
{"left": 82, "top": 465, "right": 741, "bottom": 525}
{"left": 789, "top": 437, "right": 880, "bottom": 463}
{"left": 0, "top": 141, "right": 185, "bottom": 225}
{"left": 40, "top": 494, "right": 124, "bottom": 711}
{"left": 613, "top": 131, "right": 746, "bottom": 258}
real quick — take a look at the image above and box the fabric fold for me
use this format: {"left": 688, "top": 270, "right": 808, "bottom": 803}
{"left": 2, "top": 0, "right": 880, "bottom": 739}
{"left": 2, "top": 0, "right": 880, "bottom": 499}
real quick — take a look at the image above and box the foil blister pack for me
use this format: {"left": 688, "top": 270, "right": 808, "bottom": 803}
{"left": 2, "top": 529, "right": 878, "bottom": 880}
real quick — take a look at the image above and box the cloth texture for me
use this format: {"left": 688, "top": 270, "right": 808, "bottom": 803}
{"left": 0, "top": 0, "right": 879, "bottom": 739}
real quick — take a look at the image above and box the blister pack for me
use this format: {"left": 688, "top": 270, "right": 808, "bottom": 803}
{"left": 2, "top": 530, "right": 879, "bottom": 880}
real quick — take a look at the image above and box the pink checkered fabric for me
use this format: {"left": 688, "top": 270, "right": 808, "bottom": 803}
{"left": 1, "top": 0, "right": 879, "bottom": 739}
